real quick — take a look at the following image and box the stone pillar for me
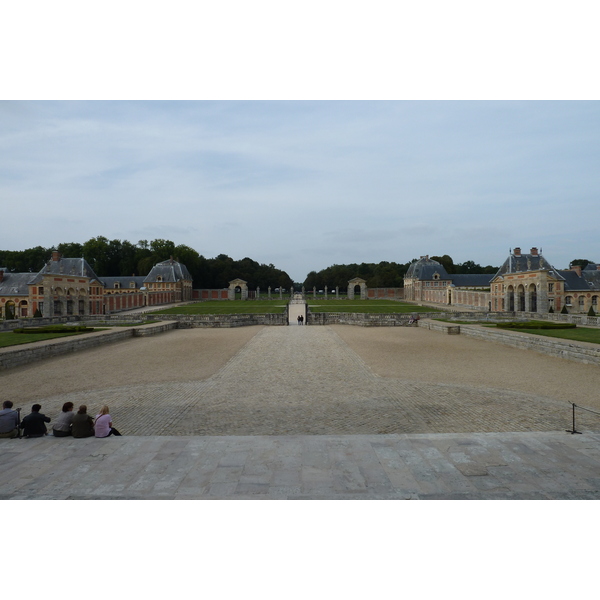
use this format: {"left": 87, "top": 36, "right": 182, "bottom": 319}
{"left": 256, "top": 287, "right": 260, "bottom": 300}
{"left": 268, "top": 286, "right": 271, "bottom": 300}
{"left": 313, "top": 286, "right": 316, "bottom": 298}
{"left": 324, "top": 286, "right": 328, "bottom": 300}
{"left": 279, "top": 288, "right": 283, "bottom": 300}
{"left": 336, "top": 286, "right": 339, "bottom": 299}
{"left": 302, "top": 286, "right": 305, "bottom": 297}
{"left": 537, "top": 273, "right": 549, "bottom": 313}
{"left": 43, "top": 288, "right": 52, "bottom": 318}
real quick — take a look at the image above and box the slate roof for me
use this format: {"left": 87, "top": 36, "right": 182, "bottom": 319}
{"left": 0, "top": 272, "right": 33, "bottom": 296}
{"left": 450, "top": 274, "right": 493, "bottom": 287}
{"left": 556, "top": 269, "right": 600, "bottom": 292}
{"left": 494, "top": 252, "right": 555, "bottom": 277}
{"left": 582, "top": 269, "right": 600, "bottom": 291}
{"left": 101, "top": 276, "right": 147, "bottom": 290}
{"left": 144, "top": 259, "right": 192, "bottom": 283}
{"left": 405, "top": 257, "right": 491, "bottom": 287}
{"left": 29, "top": 257, "right": 100, "bottom": 284}
{"left": 405, "top": 257, "right": 451, "bottom": 280}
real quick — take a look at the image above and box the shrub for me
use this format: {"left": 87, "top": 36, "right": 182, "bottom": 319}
{"left": 13, "top": 325, "right": 94, "bottom": 334}
{"left": 560, "top": 305, "right": 568, "bottom": 314}
{"left": 496, "top": 321, "right": 576, "bottom": 330}
{"left": 548, "top": 306, "right": 554, "bottom": 313}
{"left": 588, "top": 306, "right": 596, "bottom": 317}
{"left": 33, "top": 309, "right": 43, "bottom": 318}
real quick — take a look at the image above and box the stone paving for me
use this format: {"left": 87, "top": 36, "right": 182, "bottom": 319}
{"left": 2, "top": 431, "right": 600, "bottom": 499}
{"left": 23, "top": 326, "right": 596, "bottom": 436}
{"left": 3, "top": 324, "right": 600, "bottom": 499}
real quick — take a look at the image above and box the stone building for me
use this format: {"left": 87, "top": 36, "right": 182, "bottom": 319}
{"left": 0, "top": 252, "right": 193, "bottom": 319}
{"left": 403, "top": 256, "right": 492, "bottom": 310}
{"left": 490, "top": 247, "right": 600, "bottom": 314}
{"left": 404, "top": 248, "right": 600, "bottom": 314}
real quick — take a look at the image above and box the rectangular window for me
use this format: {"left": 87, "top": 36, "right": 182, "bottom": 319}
{"left": 548, "top": 283, "right": 554, "bottom": 292}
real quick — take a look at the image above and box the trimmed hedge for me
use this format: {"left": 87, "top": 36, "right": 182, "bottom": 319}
{"left": 13, "top": 325, "right": 95, "bottom": 334}
{"left": 496, "top": 321, "right": 576, "bottom": 330}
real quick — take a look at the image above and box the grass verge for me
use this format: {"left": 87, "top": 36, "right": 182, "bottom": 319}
{"left": 151, "top": 300, "right": 287, "bottom": 315}
{"left": 0, "top": 328, "right": 98, "bottom": 348}
{"left": 307, "top": 300, "right": 442, "bottom": 313}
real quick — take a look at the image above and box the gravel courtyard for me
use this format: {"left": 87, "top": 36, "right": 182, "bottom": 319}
{"left": 3, "top": 324, "right": 600, "bottom": 435}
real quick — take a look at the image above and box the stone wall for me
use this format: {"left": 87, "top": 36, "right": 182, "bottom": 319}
{"left": 308, "top": 313, "right": 423, "bottom": 326}
{"left": 417, "top": 320, "right": 600, "bottom": 366}
{"left": 0, "top": 322, "right": 177, "bottom": 371}
{"left": 163, "top": 314, "right": 288, "bottom": 328}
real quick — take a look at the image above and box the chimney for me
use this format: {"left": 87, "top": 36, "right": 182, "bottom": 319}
{"left": 52, "top": 251, "right": 61, "bottom": 262}
{"left": 530, "top": 247, "right": 538, "bottom": 256}
{"left": 513, "top": 247, "right": 521, "bottom": 257}
{"left": 571, "top": 265, "right": 582, "bottom": 277}
{"left": 0, "top": 270, "right": 4, "bottom": 283}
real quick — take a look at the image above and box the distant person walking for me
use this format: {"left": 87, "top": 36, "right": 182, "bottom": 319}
{"left": 300, "top": 315, "right": 304, "bottom": 325}
{"left": 297, "top": 315, "right": 301, "bottom": 325}
{"left": 94, "top": 405, "right": 122, "bottom": 438}
{"left": 20, "top": 404, "right": 51, "bottom": 438}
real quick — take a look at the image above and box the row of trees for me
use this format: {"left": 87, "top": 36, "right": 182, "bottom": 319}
{"left": 302, "top": 256, "right": 501, "bottom": 290}
{"left": 0, "top": 237, "right": 294, "bottom": 291}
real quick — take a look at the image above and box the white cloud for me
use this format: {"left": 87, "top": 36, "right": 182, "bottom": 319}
{"left": 2, "top": 101, "right": 600, "bottom": 282}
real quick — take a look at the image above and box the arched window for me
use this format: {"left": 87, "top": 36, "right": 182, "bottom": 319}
{"left": 565, "top": 296, "right": 572, "bottom": 306}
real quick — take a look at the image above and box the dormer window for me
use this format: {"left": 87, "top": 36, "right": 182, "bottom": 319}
{"left": 114, "top": 282, "right": 120, "bottom": 289}
{"left": 433, "top": 273, "right": 440, "bottom": 280}
{"left": 130, "top": 282, "right": 136, "bottom": 288}
{"left": 156, "top": 276, "right": 163, "bottom": 282}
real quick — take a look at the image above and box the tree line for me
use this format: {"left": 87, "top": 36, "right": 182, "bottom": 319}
{"left": 303, "top": 255, "right": 500, "bottom": 290}
{"left": 0, "top": 237, "right": 293, "bottom": 291}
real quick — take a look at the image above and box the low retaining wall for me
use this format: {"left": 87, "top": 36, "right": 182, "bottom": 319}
{"left": 0, "top": 322, "right": 177, "bottom": 371}
{"left": 164, "top": 314, "right": 288, "bottom": 328}
{"left": 418, "top": 320, "right": 600, "bottom": 366}
{"left": 308, "top": 313, "right": 428, "bottom": 326}
{"left": 308, "top": 313, "right": 405, "bottom": 326}
{"left": 418, "top": 320, "right": 460, "bottom": 334}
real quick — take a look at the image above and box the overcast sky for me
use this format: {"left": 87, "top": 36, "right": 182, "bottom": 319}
{"left": 1, "top": 100, "right": 598, "bottom": 281}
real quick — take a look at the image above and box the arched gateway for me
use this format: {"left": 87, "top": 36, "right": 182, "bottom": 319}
{"left": 228, "top": 278, "right": 248, "bottom": 300}
{"left": 347, "top": 277, "right": 367, "bottom": 300}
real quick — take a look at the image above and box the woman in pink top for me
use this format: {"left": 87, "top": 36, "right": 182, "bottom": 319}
{"left": 94, "top": 405, "right": 122, "bottom": 437}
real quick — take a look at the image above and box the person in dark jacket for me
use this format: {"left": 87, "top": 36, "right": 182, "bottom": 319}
{"left": 20, "top": 404, "right": 51, "bottom": 438}
{"left": 71, "top": 405, "right": 95, "bottom": 438}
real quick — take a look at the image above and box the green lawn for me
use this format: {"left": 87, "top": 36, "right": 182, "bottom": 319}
{"left": 433, "top": 319, "right": 600, "bottom": 345}
{"left": 151, "top": 300, "right": 288, "bottom": 315}
{"left": 0, "top": 329, "right": 97, "bottom": 348}
{"left": 307, "top": 300, "right": 442, "bottom": 313}
{"left": 506, "top": 326, "right": 600, "bottom": 345}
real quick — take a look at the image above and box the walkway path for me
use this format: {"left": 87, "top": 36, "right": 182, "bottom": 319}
{"left": 3, "top": 325, "right": 600, "bottom": 498}
{"left": 2, "top": 431, "right": 599, "bottom": 499}
{"left": 287, "top": 295, "right": 305, "bottom": 325}
{"left": 8, "top": 326, "right": 599, "bottom": 436}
